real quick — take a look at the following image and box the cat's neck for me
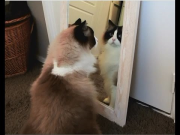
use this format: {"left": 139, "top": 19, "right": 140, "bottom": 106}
{"left": 103, "top": 43, "right": 121, "bottom": 54}
{"left": 106, "top": 42, "right": 121, "bottom": 48}
{"left": 51, "top": 51, "right": 97, "bottom": 77}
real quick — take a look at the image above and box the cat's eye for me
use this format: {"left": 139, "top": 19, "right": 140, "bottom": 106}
{"left": 118, "top": 35, "right": 121, "bottom": 38}
{"left": 109, "top": 33, "right": 113, "bottom": 36}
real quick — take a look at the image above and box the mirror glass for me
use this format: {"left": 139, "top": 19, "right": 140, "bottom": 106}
{"left": 69, "top": 1, "right": 125, "bottom": 108}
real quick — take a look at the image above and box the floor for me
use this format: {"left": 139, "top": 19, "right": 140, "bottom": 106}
{"left": 5, "top": 61, "right": 175, "bottom": 134}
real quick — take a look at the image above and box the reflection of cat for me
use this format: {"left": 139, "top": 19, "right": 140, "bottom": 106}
{"left": 98, "top": 20, "right": 123, "bottom": 108}
{"left": 20, "top": 19, "right": 101, "bottom": 134}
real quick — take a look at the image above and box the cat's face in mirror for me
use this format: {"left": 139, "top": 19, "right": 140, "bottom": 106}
{"left": 104, "top": 20, "right": 123, "bottom": 47}
{"left": 69, "top": 18, "right": 98, "bottom": 50}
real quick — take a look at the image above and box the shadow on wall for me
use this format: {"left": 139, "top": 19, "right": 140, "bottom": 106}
{"left": 28, "top": 21, "right": 39, "bottom": 70}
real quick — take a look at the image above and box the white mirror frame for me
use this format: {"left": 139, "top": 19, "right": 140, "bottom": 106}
{"left": 42, "top": 1, "right": 141, "bottom": 127}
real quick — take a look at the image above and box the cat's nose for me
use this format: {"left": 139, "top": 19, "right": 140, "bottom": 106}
{"left": 112, "top": 38, "right": 116, "bottom": 42}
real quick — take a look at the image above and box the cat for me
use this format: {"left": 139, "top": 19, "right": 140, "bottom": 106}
{"left": 98, "top": 20, "right": 123, "bottom": 108}
{"left": 19, "top": 18, "right": 101, "bottom": 134}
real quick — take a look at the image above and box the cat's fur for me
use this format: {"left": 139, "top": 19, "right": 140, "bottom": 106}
{"left": 20, "top": 19, "right": 101, "bottom": 134}
{"left": 98, "top": 20, "right": 123, "bottom": 108}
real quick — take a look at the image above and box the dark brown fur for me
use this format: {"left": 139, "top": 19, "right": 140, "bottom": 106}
{"left": 20, "top": 66, "right": 101, "bottom": 134}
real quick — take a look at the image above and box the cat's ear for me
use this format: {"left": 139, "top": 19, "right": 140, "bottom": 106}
{"left": 107, "top": 20, "right": 116, "bottom": 31}
{"left": 80, "top": 20, "right": 91, "bottom": 36}
{"left": 73, "top": 18, "right": 82, "bottom": 25}
{"left": 118, "top": 26, "right": 123, "bottom": 32}
{"left": 118, "top": 26, "right": 123, "bottom": 30}
{"left": 109, "top": 20, "right": 115, "bottom": 26}
{"left": 80, "top": 20, "right": 88, "bottom": 30}
{"left": 69, "top": 18, "right": 81, "bottom": 27}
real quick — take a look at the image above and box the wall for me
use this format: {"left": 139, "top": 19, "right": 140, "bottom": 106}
{"left": 27, "top": 1, "right": 49, "bottom": 61}
{"left": 130, "top": 1, "right": 175, "bottom": 113}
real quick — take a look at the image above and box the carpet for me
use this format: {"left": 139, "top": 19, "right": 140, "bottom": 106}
{"left": 5, "top": 61, "right": 175, "bottom": 134}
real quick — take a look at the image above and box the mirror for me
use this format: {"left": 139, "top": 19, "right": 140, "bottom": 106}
{"left": 42, "top": 0, "right": 140, "bottom": 126}
{"left": 69, "top": 1, "right": 125, "bottom": 108}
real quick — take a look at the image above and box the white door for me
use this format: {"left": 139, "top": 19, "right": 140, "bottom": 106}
{"left": 130, "top": 1, "right": 175, "bottom": 113}
{"left": 69, "top": 1, "right": 111, "bottom": 56}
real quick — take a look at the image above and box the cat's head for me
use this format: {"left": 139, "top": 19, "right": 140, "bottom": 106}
{"left": 69, "top": 18, "right": 98, "bottom": 49}
{"left": 103, "top": 20, "right": 123, "bottom": 47}
{"left": 47, "top": 18, "right": 97, "bottom": 77}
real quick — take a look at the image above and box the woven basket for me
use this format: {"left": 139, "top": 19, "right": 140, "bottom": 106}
{"left": 5, "top": 14, "right": 33, "bottom": 78}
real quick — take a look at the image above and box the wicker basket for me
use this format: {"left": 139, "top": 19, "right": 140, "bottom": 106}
{"left": 5, "top": 14, "right": 33, "bottom": 78}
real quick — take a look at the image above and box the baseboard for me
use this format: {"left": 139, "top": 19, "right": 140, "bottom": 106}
{"left": 36, "top": 55, "right": 45, "bottom": 63}
{"left": 132, "top": 98, "right": 174, "bottom": 121}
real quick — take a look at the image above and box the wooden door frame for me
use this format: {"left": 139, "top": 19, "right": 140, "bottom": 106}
{"left": 42, "top": 1, "right": 141, "bottom": 127}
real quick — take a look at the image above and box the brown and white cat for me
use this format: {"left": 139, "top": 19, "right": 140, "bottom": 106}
{"left": 20, "top": 18, "right": 101, "bottom": 134}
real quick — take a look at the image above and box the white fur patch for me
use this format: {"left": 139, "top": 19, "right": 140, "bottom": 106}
{"left": 52, "top": 52, "right": 97, "bottom": 77}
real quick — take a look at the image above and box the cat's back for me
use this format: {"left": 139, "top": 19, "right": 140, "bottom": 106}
{"left": 21, "top": 69, "right": 99, "bottom": 134}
